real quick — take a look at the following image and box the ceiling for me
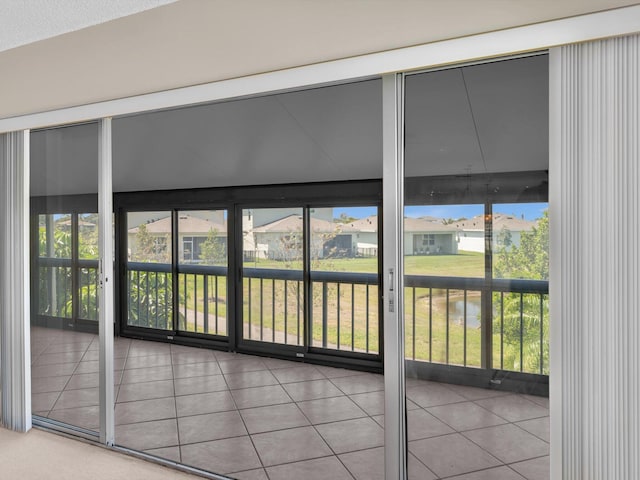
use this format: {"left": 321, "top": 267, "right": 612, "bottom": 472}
{"left": 0, "top": 0, "right": 176, "bottom": 52}
{"left": 30, "top": 55, "right": 548, "bottom": 196}
{"left": 1, "top": 0, "right": 637, "bottom": 119}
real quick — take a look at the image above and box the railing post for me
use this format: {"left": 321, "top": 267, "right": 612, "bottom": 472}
{"left": 481, "top": 202, "right": 493, "bottom": 370}
{"left": 203, "top": 274, "right": 209, "bottom": 333}
{"left": 322, "top": 281, "right": 328, "bottom": 347}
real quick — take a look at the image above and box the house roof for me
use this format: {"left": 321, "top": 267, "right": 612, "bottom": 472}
{"left": 347, "top": 215, "right": 456, "bottom": 234}
{"left": 129, "top": 214, "right": 226, "bottom": 234}
{"left": 454, "top": 213, "right": 536, "bottom": 232}
{"left": 252, "top": 215, "right": 357, "bottom": 234}
{"left": 344, "top": 215, "right": 377, "bottom": 233}
{"left": 404, "top": 217, "right": 458, "bottom": 233}
{"left": 56, "top": 218, "right": 95, "bottom": 227}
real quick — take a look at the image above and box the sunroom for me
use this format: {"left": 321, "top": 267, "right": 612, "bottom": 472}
{"left": 25, "top": 53, "right": 550, "bottom": 479}
{"left": 0, "top": 5, "right": 638, "bottom": 479}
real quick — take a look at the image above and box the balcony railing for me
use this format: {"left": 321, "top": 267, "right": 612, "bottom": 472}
{"left": 39, "top": 260, "right": 548, "bottom": 376}
{"left": 127, "top": 262, "right": 173, "bottom": 330}
{"left": 37, "top": 257, "right": 99, "bottom": 321}
{"left": 178, "top": 264, "right": 228, "bottom": 336}
{"left": 243, "top": 268, "right": 304, "bottom": 345}
{"left": 243, "top": 269, "right": 380, "bottom": 353}
{"left": 405, "top": 275, "right": 549, "bottom": 375}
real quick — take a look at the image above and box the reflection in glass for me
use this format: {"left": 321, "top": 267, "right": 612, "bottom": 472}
{"left": 403, "top": 204, "right": 484, "bottom": 368}
{"left": 30, "top": 123, "right": 101, "bottom": 434}
{"left": 403, "top": 55, "right": 550, "bottom": 479}
{"left": 37, "top": 214, "right": 73, "bottom": 319}
{"left": 404, "top": 204, "right": 484, "bottom": 278}
{"left": 492, "top": 203, "right": 549, "bottom": 375}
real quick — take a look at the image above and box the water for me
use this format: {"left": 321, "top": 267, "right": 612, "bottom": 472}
{"left": 449, "top": 297, "right": 481, "bottom": 328}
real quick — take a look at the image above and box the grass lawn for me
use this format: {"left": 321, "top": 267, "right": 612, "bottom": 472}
{"left": 244, "top": 250, "right": 484, "bottom": 277}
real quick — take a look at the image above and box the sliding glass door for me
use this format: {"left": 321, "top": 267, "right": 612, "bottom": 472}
{"left": 30, "top": 122, "right": 103, "bottom": 435}
{"left": 241, "top": 207, "right": 304, "bottom": 346}
{"left": 177, "top": 210, "right": 228, "bottom": 337}
{"left": 309, "top": 206, "right": 380, "bottom": 355}
{"left": 124, "top": 209, "right": 229, "bottom": 339}
{"left": 238, "top": 204, "right": 381, "bottom": 361}
{"left": 126, "top": 211, "right": 173, "bottom": 332}
{"left": 402, "top": 55, "right": 550, "bottom": 478}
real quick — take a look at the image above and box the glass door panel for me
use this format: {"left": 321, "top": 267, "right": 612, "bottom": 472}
{"left": 403, "top": 56, "right": 550, "bottom": 478}
{"left": 30, "top": 122, "right": 101, "bottom": 435}
{"left": 309, "top": 206, "right": 379, "bottom": 354}
{"left": 126, "top": 211, "right": 173, "bottom": 330}
{"left": 177, "top": 210, "right": 228, "bottom": 336}
{"left": 242, "top": 207, "right": 304, "bottom": 345}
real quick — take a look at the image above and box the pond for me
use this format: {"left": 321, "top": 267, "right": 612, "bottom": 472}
{"left": 449, "top": 296, "right": 482, "bottom": 328}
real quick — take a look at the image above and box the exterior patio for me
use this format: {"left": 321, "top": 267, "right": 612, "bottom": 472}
{"left": 31, "top": 327, "right": 549, "bottom": 480}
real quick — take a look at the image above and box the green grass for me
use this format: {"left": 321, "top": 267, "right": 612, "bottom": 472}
{"left": 404, "top": 251, "right": 484, "bottom": 277}
{"left": 244, "top": 250, "right": 484, "bottom": 277}
{"left": 183, "top": 252, "right": 486, "bottom": 358}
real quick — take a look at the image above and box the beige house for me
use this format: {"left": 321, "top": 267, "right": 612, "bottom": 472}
{"left": 128, "top": 214, "right": 226, "bottom": 263}
{"left": 331, "top": 214, "right": 458, "bottom": 257}
{"left": 455, "top": 213, "right": 537, "bottom": 253}
{"left": 249, "top": 214, "right": 357, "bottom": 261}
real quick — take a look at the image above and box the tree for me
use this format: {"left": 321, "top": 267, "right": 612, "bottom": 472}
{"left": 199, "top": 228, "right": 225, "bottom": 264}
{"left": 496, "top": 226, "right": 512, "bottom": 249}
{"left": 128, "top": 222, "right": 179, "bottom": 328}
{"left": 335, "top": 212, "right": 356, "bottom": 224}
{"left": 493, "top": 211, "right": 549, "bottom": 374}
{"left": 134, "top": 223, "right": 170, "bottom": 263}
{"left": 494, "top": 211, "right": 549, "bottom": 281}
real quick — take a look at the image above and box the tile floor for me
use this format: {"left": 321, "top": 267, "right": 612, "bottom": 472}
{"left": 30, "top": 327, "right": 550, "bottom": 480}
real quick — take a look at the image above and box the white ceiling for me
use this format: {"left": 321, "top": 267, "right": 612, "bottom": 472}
{"left": 0, "top": 0, "right": 176, "bottom": 52}
{"left": 30, "top": 55, "right": 548, "bottom": 196}
{"left": 1, "top": 0, "right": 636, "bottom": 119}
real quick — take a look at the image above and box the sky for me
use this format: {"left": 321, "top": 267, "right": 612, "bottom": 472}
{"left": 52, "top": 203, "right": 548, "bottom": 224}
{"left": 334, "top": 203, "right": 548, "bottom": 222}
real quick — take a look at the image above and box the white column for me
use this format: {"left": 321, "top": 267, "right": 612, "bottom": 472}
{"left": 98, "top": 118, "right": 114, "bottom": 445}
{"left": 550, "top": 34, "right": 639, "bottom": 480}
{"left": 382, "top": 73, "right": 407, "bottom": 480}
{"left": 0, "top": 130, "right": 32, "bottom": 432}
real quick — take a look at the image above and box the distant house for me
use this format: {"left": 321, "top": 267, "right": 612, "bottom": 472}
{"left": 337, "top": 214, "right": 458, "bottom": 257}
{"left": 250, "top": 214, "right": 357, "bottom": 261}
{"left": 454, "top": 213, "right": 536, "bottom": 253}
{"left": 344, "top": 215, "right": 379, "bottom": 257}
{"left": 403, "top": 217, "right": 458, "bottom": 255}
{"left": 128, "top": 214, "right": 227, "bottom": 263}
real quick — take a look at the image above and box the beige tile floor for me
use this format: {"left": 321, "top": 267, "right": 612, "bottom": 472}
{"left": 30, "top": 327, "right": 550, "bottom": 480}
